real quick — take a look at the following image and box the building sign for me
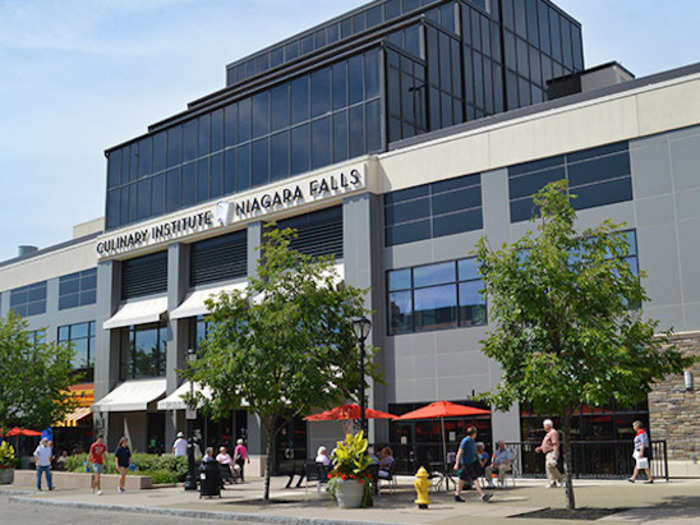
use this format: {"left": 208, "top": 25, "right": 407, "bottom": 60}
{"left": 95, "top": 164, "right": 366, "bottom": 259}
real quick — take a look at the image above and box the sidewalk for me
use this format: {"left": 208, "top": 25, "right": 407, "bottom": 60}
{"left": 4, "top": 476, "right": 700, "bottom": 525}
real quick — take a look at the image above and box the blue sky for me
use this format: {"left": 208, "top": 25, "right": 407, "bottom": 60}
{"left": 0, "top": 0, "right": 698, "bottom": 262}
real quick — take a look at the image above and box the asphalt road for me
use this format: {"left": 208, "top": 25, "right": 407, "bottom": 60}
{"left": 1, "top": 495, "right": 261, "bottom": 525}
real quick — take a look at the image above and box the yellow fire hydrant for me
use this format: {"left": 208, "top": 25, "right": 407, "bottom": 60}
{"left": 414, "top": 466, "right": 431, "bottom": 509}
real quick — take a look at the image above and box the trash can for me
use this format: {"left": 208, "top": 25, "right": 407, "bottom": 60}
{"left": 199, "top": 460, "right": 222, "bottom": 498}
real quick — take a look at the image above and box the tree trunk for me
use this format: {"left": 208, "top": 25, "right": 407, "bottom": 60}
{"left": 560, "top": 411, "right": 576, "bottom": 510}
{"left": 263, "top": 422, "right": 273, "bottom": 502}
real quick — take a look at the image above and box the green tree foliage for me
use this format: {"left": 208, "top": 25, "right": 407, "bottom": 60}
{"left": 475, "top": 181, "right": 693, "bottom": 510}
{"left": 0, "top": 311, "right": 76, "bottom": 430}
{"left": 182, "top": 225, "right": 381, "bottom": 501}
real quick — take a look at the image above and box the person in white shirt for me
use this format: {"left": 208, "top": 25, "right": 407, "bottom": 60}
{"left": 33, "top": 437, "right": 54, "bottom": 491}
{"left": 172, "top": 432, "right": 187, "bottom": 456}
{"left": 315, "top": 446, "right": 330, "bottom": 466}
{"left": 485, "top": 441, "right": 513, "bottom": 487}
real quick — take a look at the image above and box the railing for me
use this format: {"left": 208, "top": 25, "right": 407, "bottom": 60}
{"left": 386, "top": 440, "right": 668, "bottom": 481}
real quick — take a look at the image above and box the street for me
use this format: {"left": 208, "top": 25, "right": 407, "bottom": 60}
{"left": 1, "top": 495, "right": 260, "bottom": 525}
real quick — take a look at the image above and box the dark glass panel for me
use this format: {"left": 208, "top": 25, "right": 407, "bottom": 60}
{"left": 388, "top": 268, "right": 411, "bottom": 291}
{"left": 388, "top": 290, "right": 413, "bottom": 335}
{"left": 510, "top": 196, "right": 536, "bottom": 222}
{"left": 314, "top": 29, "right": 326, "bottom": 49}
{"left": 516, "top": 37, "right": 529, "bottom": 77}
{"left": 509, "top": 154, "right": 565, "bottom": 176}
{"left": 291, "top": 124, "right": 309, "bottom": 175}
{"left": 152, "top": 132, "right": 166, "bottom": 173}
{"left": 129, "top": 144, "right": 139, "bottom": 181}
{"left": 458, "top": 280, "right": 487, "bottom": 326}
{"left": 120, "top": 186, "right": 129, "bottom": 224}
{"left": 568, "top": 141, "right": 628, "bottom": 162}
{"left": 353, "top": 12, "right": 366, "bottom": 34}
{"left": 439, "top": 32, "right": 451, "bottom": 90}
{"left": 385, "top": 197, "right": 430, "bottom": 225}
{"left": 59, "top": 276, "right": 80, "bottom": 295}
{"left": 349, "top": 105, "right": 364, "bottom": 158}
{"left": 365, "top": 49, "right": 380, "bottom": 99}
{"left": 270, "top": 131, "right": 289, "bottom": 182}
{"left": 238, "top": 97, "right": 252, "bottom": 142}
{"left": 458, "top": 258, "right": 480, "bottom": 281}
{"left": 571, "top": 177, "right": 633, "bottom": 210}
{"left": 184, "top": 119, "right": 197, "bottom": 161}
{"left": 237, "top": 144, "right": 251, "bottom": 191}
{"left": 107, "top": 190, "right": 119, "bottom": 229}
{"left": 224, "top": 149, "right": 236, "bottom": 194}
{"left": 504, "top": 31, "right": 516, "bottom": 70}
{"left": 270, "top": 47, "right": 284, "bottom": 67}
{"left": 224, "top": 104, "right": 237, "bottom": 147}
{"left": 561, "top": 16, "right": 573, "bottom": 69}
{"left": 341, "top": 18, "right": 352, "bottom": 38}
{"left": 182, "top": 162, "right": 196, "bottom": 207}
{"left": 80, "top": 289, "right": 96, "bottom": 306}
{"left": 139, "top": 137, "right": 152, "bottom": 178}
{"left": 284, "top": 40, "right": 299, "bottom": 61}
{"left": 433, "top": 208, "right": 483, "bottom": 237}
{"left": 414, "top": 261, "right": 456, "bottom": 288}
{"left": 107, "top": 149, "right": 121, "bottom": 188}
{"left": 327, "top": 23, "right": 339, "bottom": 44}
{"left": 518, "top": 77, "right": 531, "bottom": 105}
{"left": 166, "top": 168, "right": 180, "bottom": 212}
{"left": 311, "top": 117, "right": 331, "bottom": 169}
{"left": 473, "top": 53, "right": 484, "bottom": 109}
{"left": 333, "top": 61, "right": 348, "bottom": 111}
{"left": 151, "top": 173, "right": 165, "bottom": 216}
{"left": 414, "top": 284, "right": 457, "bottom": 331}
{"left": 196, "top": 157, "right": 209, "bottom": 202}
{"left": 493, "top": 63, "right": 504, "bottom": 113}
{"left": 572, "top": 25, "right": 583, "bottom": 70}
{"left": 137, "top": 179, "right": 150, "bottom": 220}
{"left": 385, "top": 220, "right": 431, "bottom": 246}
{"left": 366, "top": 100, "right": 381, "bottom": 153}
{"left": 59, "top": 294, "right": 79, "bottom": 310}
{"left": 166, "top": 127, "right": 181, "bottom": 169}
{"left": 514, "top": 0, "right": 526, "bottom": 37}
{"left": 432, "top": 187, "right": 481, "bottom": 215}
{"left": 198, "top": 113, "right": 211, "bottom": 157}
{"left": 568, "top": 153, "right": 630, "bottom": 188}
{"left": 502, "top": 0, "right": 514, "bottom": 30}
{"left": 385, "top": 0, "right": 401, "bottom": 20}
{"left": 431, "top": 173, "right": 480, "bottom": 194}
{"left": 348, "top": 55, "right": 364, "bottom": 105}
{"left": 211, "top": 109, "right": 224, "bottom": 152}
{"left": 333, "top": 110, "right": 348, "bottom": 162}
{"left": 291, "top": 76, "right": 310, "bottom": 125}
{"left": 301, "top": 35, "right": 313, "bottom": 55}
{"left": 509, "top": 166, "right": 566, "bottom": 199}
{"left": 311, "top": 67, "right": 331, "bottom": 118}
{"left": 210, "top": 152, "right": 223, "bottom": 198}
{"left": 483, "top": 59, "right": 493, "bottom": 113}
{"left": 252, "top": 92, "right": 269, "bottom": 138}
{"left": 405, "top": 24, "right": 421, "bottom": 57}
{"left": 128, "top": 183, "right": 138, "bottom": 222}
{"left": 366, "top": 5, "right": 381, "bottom": 27}
{"left": 525, "top": 0, "right": 539, "bottom": 46}
{"left": 251, "top": 138, "right": 269, "bottom": 187}
{"left": 385, "top": 184, "right": 429, "bottom": 204}
{"left": 549, "top": 7, "right": 562, "bottom": 62}
{"left": 270, "top": 84, "right": 289, "bottom": 131}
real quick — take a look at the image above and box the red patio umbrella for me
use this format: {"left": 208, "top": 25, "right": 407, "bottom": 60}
{"left": 304, "top": 403, "right": 397, "bottom": 421}
{"left": 395, "top": 401, "right": 491, "bottom": 469}
{"left": 5, "top": 428, "right": 42, "bottom": 437}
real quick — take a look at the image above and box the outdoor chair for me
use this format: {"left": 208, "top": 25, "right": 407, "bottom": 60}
{"left": 377, "top": 461, "right": 397, "bottom": 494}
{"left": 304, "top": 462, "right": 330, "bottom": 496}
{"left": 218, "top": 463, "right": 240, "bottom": 486}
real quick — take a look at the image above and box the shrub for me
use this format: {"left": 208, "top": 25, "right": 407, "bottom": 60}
{"left": 0, "top": 441, "right": 18, "bottom": 469}
{"left": 149, "top": 469, "right": 180, "bottom": 485}
{"left": 63, "top": 452, "right": 187, "bottom": 481}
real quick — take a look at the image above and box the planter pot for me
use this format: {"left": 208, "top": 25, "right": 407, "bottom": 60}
{"left": 335, "top": 478, "right": 364, "bottom": 509}
{"left": 0, "top": 468, "right": 14, "bottom": 485}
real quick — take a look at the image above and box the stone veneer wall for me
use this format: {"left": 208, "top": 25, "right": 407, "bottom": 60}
{"left": 648, "top": 332, "right": 700, "bottom": 461}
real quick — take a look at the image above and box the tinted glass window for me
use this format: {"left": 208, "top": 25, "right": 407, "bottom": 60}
{"left": 211, "top": 109, "right": 224, "bottom": 152}
{"left": 197, "top": 158, "right": 209, "bottom": 202}
{"left": 182, "top": 162, "right": 196, "bottom": 207}
{"left": 238, "top": 97, "right": 252, "bottom": 142}
{"left": 270, "top": 131, "right": 289, "bottom": 181}
{"left": 333, "top": 110, "right": 348, "bottom": 162}
{"left": 291, "top": 124, "right": 309, "bottom": 175}
{"left": 291, "top": 76, "right": 310, "bottom": 124}
{"left": 224, "top": 104, "right": 237, "bottom": 147}
{"left": 349, "top": 55, "right": 363, "bottom": 105}
{"left": 253, "top": 92, "right": 270, "bottom": 138}
{"left": 252, "top": 138, "right": 269, "bottom": 187}
{"left": 237, "top": 144, "right": 251, "bottom": 191}
{"left": 311, "top": 117, "right": 331, "bottom": 169}
{"left": 166, "top": 168, "right": 180, "bottom": 211}
{"left": 153, "top": 132, "right": 166, "bottom": 173}
{"left": 311, "top": 68, "right": 331, "bottom": 118}
{"left": 184, "top": 119, "right": 197, "bottom": 161}
{"left": 270, "top": 85, "right": 289, "bottom": 131}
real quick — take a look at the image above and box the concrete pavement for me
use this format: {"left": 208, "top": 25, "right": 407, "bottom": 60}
{"left": 3, "top": 476, "right": 700, "bottom": 524}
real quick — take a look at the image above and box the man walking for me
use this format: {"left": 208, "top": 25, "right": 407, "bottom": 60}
{"left": 535, "top": 419, "right": 562, "bottom": 488}
{"left": 485, "top": 440, "right": 513, "bottom": 487}
{"left": 172, "top": 431, "right": 187, "bottom": 457}
{"left": 89, "top": 435, "right": 107, "bottom": 495}
{"left": 33, "top": 437, "right": 53, "bottom": 491}
{"left": 453, "top": 426, "right": 492, "bottom": 502}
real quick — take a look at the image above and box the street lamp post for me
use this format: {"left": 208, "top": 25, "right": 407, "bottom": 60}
{"left": 183, "top": 348, "right": 198, "bottom": 491}
{"left": 352, "top": 317, "right": 372, "bottom": 436}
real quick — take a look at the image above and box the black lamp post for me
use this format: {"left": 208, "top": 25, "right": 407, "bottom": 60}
{"left": 183, "top": 348, "right": 198, "bottom": 491}
{"left": 352, "top": 316, "right": 372, "bottom": 436}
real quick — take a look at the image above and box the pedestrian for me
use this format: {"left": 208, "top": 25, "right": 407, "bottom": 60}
{"left": 378, "top": 446, "right": 394, "bottom": 480}
{"left": 535, "top": 419, "right": 562, "bottom": 488}
{"left": 453, "top": 426, "right": 492, "bottom": 502}
{"left": 475, "top": 442, "right": 490, "bottom": 478}
{"left": 89, "top": 434, "right": 107, "bottom": 495}
{"left": 114, "top": 436, "right": 131, "bottom": 493}
{"left": 55, "top": 450, "right": 69, "bottom": 471}
{"left": 234, "top": 438, "right": 250, "bottom": 482}
{"left": 172, "top": 431, "right": 187, "bottom": 456}
{"left": 485, "top": 440, "right": 513, "bottom": 487}
{"left": 628, "top": 420, "right": 653, "bottom": 484}
{"left": 315, "top": 446, "right": 330, "bottom": 466}
{"left": 33, "top": 437, "right": 53, "bottom": 491}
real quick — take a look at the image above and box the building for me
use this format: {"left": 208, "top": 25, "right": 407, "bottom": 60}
{"left": 1, "top": 0, "right": 698, "bottom": 476}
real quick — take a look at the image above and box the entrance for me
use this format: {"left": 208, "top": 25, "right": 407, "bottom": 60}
{"left": 146, "top": 412, "right": 165, "bottom": 454}
{"left": 273, "top": 415, "right": 307, "bottom": 475}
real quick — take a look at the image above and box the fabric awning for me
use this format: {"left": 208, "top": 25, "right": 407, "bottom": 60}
{"left": 157, "top": 381, "right": 213, "bottom": 411}
{"left": 103, "top": 296, "right": 168, "bottom": 330}
{"left": 170, "top": 281, "right": 248, "bottom": 320}
{"left": 55, "top": 407, "right": 92, "bottom": 427}
{"left": 92, "top": 378, "right": 167, "bottom": 413}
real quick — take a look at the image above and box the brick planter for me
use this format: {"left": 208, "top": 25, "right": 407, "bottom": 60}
{"left": 12, "top": 470, "right": 153, "bottom": 490}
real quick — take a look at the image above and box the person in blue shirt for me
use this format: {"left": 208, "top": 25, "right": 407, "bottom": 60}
{"left": 453, "top": 426, "right": 492, "bottom": 502}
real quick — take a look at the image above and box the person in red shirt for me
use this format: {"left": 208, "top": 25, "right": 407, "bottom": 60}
{"left": 89, "top": 435, "right": 107, "bottom": 495}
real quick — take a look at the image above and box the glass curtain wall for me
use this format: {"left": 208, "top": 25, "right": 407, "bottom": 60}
{"left": 119, "top": 322, "right": 167, "bottom": 380}
{"left": 58, "top": 321, "right": 97, "bottom": 382}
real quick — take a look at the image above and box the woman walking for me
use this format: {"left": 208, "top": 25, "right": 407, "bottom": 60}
{"left": 234, "top": 439, "right": 250, "bottom": 482}
{"left": 628, "top": 421, "right": 653, "bottom": 484}
{"left": 114, "top": 436, "right": 132, "bottom": 493}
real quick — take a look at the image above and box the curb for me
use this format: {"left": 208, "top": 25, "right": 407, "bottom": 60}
{"left": 6, "top": 495, "right": 405, "bottom": 525}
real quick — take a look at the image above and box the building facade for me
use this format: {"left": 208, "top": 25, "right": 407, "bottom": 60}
{"left": 1, "top": 0, "right": 698, "bottom": 476}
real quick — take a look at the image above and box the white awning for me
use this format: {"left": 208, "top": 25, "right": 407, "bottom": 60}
{"left": 103, "top": 296, "right": 168, "bottom": 330}
{"left": 157, "top": 381, "right": 213, "bottom": 411}
{"left": 170, "top": 282, "right": 248, "bottom": 320}
{"left": 92, "top": 379, "right": 167, "bottom": 413}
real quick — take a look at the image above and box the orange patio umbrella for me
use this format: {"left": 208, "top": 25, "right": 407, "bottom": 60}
{"left": 5, "top": 428, "right": 42, "bottom": 437}
{"left": 304, "top": 403, "right": 397, "bottom": 421}
{"left": 395, "top": 401, "right": 491, "bottom": 469}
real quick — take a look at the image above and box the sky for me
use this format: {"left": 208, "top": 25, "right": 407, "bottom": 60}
{"left": 0, "top": 0, "right": 698, "bottom": 262}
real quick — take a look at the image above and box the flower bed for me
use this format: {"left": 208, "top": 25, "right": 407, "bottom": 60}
{"left": 64, "top": 452, "right": 187, "bottom": 484}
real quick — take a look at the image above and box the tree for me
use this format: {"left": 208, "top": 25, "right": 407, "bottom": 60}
{"left": 0, "top": 311, "right": 76, "bottom": 431}
{"left": 475, "top": 180, "right": 693, "bottom": 510}
{"left": 182, "top": 225, "right": 381, "bottom": 501}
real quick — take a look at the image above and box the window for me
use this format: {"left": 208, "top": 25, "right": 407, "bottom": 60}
{"left": 190, "top": 230, "right": 247, "bottom": 286}
{"left": 119, "top": 322, "right": 167, "bottom": 380}
{"left": 58, "top": 321, "right": 96, "bottom": 382}
{"left": 121, "top": 251, "right": 168, "bottom": 300}
{"left": 10, "top": 281, "right": 47, "bottom": 317}
{"left": 508, "top": 142, "right": 632, "bottom": 222}
{"left": 387, "top": 258, "right": 487, "bottom": 335}
{"left": 385, "top": 173, "right": 483, "bottom": 246}
{"left": 274, "top": 206, "right": 343, "bottom": 258}
{"left": 59, "top": 268, "right": 97, "bottom": 310}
